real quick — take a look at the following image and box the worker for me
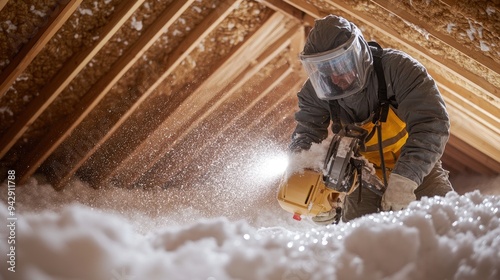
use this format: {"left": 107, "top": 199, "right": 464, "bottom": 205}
{"left": 289, "top": 15, "right": 453, "bottom": 223}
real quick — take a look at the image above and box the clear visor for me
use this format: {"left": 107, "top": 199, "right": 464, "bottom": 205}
{"left": 300, "top": 32, "right": 372, "bottom": 100}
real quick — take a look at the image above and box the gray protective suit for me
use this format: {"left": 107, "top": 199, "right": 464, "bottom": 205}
{"left": 290, "top": 16, "right": 453, "bottom": 221}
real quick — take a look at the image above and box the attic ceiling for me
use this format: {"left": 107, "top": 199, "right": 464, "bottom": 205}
{"left": 0, "top": 0, "right": 499, "bottom": 190}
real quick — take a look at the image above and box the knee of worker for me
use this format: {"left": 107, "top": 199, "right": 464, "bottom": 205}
{"left": 415, "top": 160, "right": 454, "bottom": 199}
{"left": 342, "top": 186, "right": 381, "bottom": 223}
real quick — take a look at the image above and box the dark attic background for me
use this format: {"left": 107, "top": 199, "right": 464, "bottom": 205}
{"left": 0, "top": 0, "right": 499, "bottom": 193}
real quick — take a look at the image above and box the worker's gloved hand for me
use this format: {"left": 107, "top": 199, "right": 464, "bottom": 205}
{"left": 312, "top": 193, "right": 344, "bottom": 225}
{"left": 381, "top": 173, "right": 418, "bottom": 211}
{"left": 312, "top": 207, "right": 342, "bottom": 225}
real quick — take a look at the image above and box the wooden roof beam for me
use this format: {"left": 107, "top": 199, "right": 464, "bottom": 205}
{"left": 82, "top": 12, "right": 284, "bottom": 188}
{"left": 371, "top": 0, "right": 500, "bottom": 77}
{"left": 425, "top": 64, "right": 500, "bottom": 136}
{"left": 138, "top": 64, "right": 294, "bottom": 188}
{"left": 436, "top": 81, "right": 499, "bottom": 136}
{"left": 16, "top": 0, "right": 197, "bottom": 184}
{"left": 90, "top": 11, "right": 285, "bottom": 189}
{"left": 257, "top": 0, "right": 314, "bottom": 26}
{"left": 261, "top": 102, "right": 297, "bottom": 144}
{"left": 257, "top": 0, "right": 302, "bottom": 21}
{"left": 277, "top": 114, "right": 298, "bottom": 145}
{"left": 447, "top": 134, "right": 500, "bottom": 174}
{"left": 105, "top": 17, "right": 297, "bottom": 188}
{"left": 0, "top": 0, "right": 82, "bottom": 97}
{"left": 42, "top": 0, "right": 243, "bottom": 188}
{"left": 209, "top": 65, "right": 293, "bottom": 141}
{"left": 441, "top": 151, "right": 471, "bottom": 175}
{"left": 230, "top": 71, "right": 301, "bottom": 145}
{"left": 289, "top": 25, "right": 305, "bottom": 71}
{"left": 240, "top": 86, "right": 298, "bottom": 151}
{"left": 283, "top": 0, "right": 327, "bottom": 20}
{"left": 446, "top": 103, "right": 500, "bottom": 164}
{"left": 0, "top": 0, "right": 8, "bottom": 13}
{"left": 219, "top": 73, "right": 299, "bottom": 157}
{"left": 148, "top": 71, "right": 300, "bottom": 189}
{"left": 0, "top": 0, "right": 146, "bottom": 159}
{"left": 242, "top": 74, "right": 301, "bottom": 136}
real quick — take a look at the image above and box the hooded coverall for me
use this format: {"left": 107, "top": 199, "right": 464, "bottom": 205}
{"left": 290, "top": 16, "right": 453, "bottom": 222}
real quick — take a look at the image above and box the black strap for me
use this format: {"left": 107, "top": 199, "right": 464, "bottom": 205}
{"left": 328, "top": 100, "right": 342, "bottom": 134}
{"left": 368, "top": 41, "right": 390, "bottom": 187}
{"left": 376, "top": 121, "right": 389, "bottom": 187}
{"left": 368, "top": 41, "right": 396, "bottom": 124}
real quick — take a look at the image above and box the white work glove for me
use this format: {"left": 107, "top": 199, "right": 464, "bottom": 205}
{"left": 312, "top": 193, "right": 345, "bottom": 225}
{"left": 311, "top": 207, "right": 342, "bottom": 225}
{"left": 381, "top": 173, "right": 418, "bottom": 211}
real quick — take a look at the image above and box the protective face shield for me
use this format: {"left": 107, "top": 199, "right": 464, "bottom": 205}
{"left": 299, "top": 29, "right": 372, "bottom": 100}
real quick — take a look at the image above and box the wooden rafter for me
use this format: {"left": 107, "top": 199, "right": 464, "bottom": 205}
{"left": 258, "top": 0, "right": 315, "bottom": 25}
{"left": 447, "top": 103, "right": 500, "bottom": 163}
{"left": 149, "top": 71, "right": 300, "bottom": 189}
{"left": 0, "top": 0, "right": 8, "bottom": 13}
{"left": 436, "top": 80, "right": 499, "bottom": 135}
{"left": 267, "top": 102, "right": 297, "bottom": 143}
{"left": 448, "top": 134, "right": 500, "bottom": 174}
{"left": 77, "top": 12, "right": 285, "bottom": 188}
{"left": 16, "top": 0, "right": 197, "bottom": 183}
{"left": 105, "top": 16, "right": 298, "bottom": 188}
{"left": 236, "top": 72, "right": 301, "bottom": 141}
{"left": 0, "top": 0, "right": 146, "bottom": 159}
{"left": 97, "top": 12, "right": 288, "bottom": 187}
{"left": 277, "top": 113, "right": 299, "bottom": 144}
{"left": 249, "top": 92, "right": 297, "bottom": 142}
{"left": 371, "top": 0, "right": 500, "bottom": 77}
{"left": 141, "top": 64, "right": 294, "bottom": 188}
{"left": 0, "top": 0, "right": 83, "bottom": 97}
{"left": 444, "top": 135, "right": 500, "bottom": 175}
{"left": 258, "top": 0, "right": 303, "bottom": 21}
{"left": 283, "top": 0, "right": 326, "bottom": 19}
{"left": 288, "top": 25, "right": 305, "bottom": 71}
{"left": 43, "top": 0, "right": 243, "bottom": 188}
